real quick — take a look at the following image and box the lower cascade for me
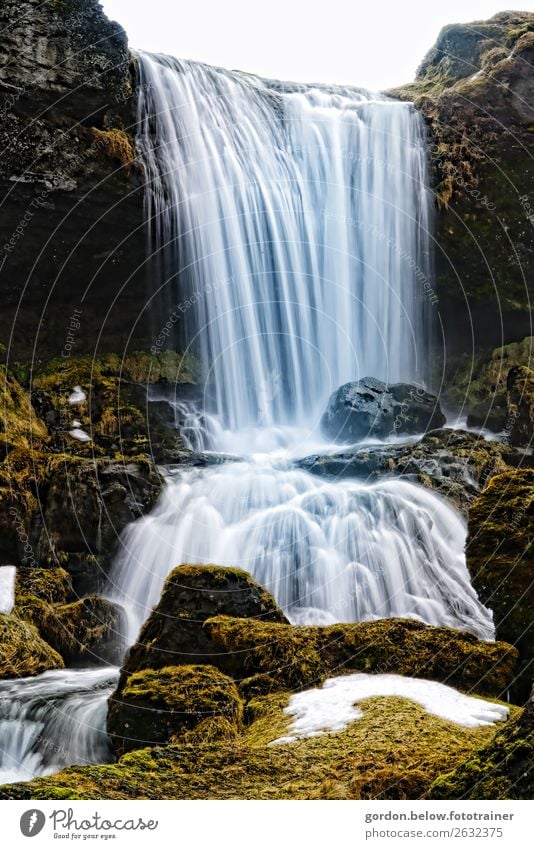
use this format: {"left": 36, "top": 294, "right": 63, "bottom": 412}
{"left": 109, "top": 459, "right": 493, "bottom": 644}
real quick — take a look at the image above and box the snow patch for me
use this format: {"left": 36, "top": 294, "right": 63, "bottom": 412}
{"left": 0, "top": 566, "right": 16, "bottom": 615}
{"left": 69, "top": 386, "right": 86, "bottom": 405}
{"left": 68, "top": 428, "right": 91, "bottom": 443}
{"left": 272, "top": 673, "right": 509, "bottom": 744}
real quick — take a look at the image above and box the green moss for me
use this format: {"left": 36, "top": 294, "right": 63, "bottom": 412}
{"left": 430, "top": 691, "right": 533, "bottom": 799}
{"left": 467, "top": 469, "right": 533, "bottom": 697}
{"left": 204, "top": 615, "right": 518, "bottom": 697}
{"left": 15, "top": 567, "right": 72, "bottom": 605}
{"left": 0, "top": 613, "right": 64, "bottom": 678}
{"left": 108, "top": 665, "right": 244, "bottom": 756}
{"left": 2, "top": 692, "right": 513, "bottom": 800}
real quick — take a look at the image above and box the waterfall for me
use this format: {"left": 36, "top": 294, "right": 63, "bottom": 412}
{"left": 0, "top": 669, "right": 117, "bottom": 784}
{"left": 138, "top": 54, "right": 432, "bottom": 431}
{"left": 0, "top": 54, "right": 493, "bottom": 786}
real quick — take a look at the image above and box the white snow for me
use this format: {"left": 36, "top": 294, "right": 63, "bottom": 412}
{"left": 0, "top": 566, "right": 16, "bottom": 615}
{"left": 272, "top": 673, "right": 509, "bottom": 744}
{"left": 68, "top": 428, "right": 91, "bottom": 443}
{"left": 69, "top": 386, "right": 86, "bottom": 405}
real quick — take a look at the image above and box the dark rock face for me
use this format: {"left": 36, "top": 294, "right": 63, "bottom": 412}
{"left": 299, "top": 428, "right": 528, "bottom": 513}
{"left": 321, "top": 377, "right": 446, "bottom": 443}
{"left": 507, "top": 365, "right": 534, "bottom": 448}
{"left": 0, "top": 0, "right": 151, "bottom": 361}
{"left": 33, "top": 458, "right": 162, "bottom": 595}
{"left": 122, "top": 564, "right": 288, "bottom": 677}
{"left": 431, "top": 685, "right": 534, "bottom": 799}
{"left": 467, "top": 469, "right": 534, "bottom": 699}
{"left": 390, "top": 12, "right": 534, "bottom": 370}
{"left": 108, "top": 664, "right": 243, "bottom": 756}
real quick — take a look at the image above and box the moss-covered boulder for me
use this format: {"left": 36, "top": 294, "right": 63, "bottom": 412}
{"left": 0, "top": 613, "right": 63, "bottom": 678}
{"left": 431, "top": 686, "right": 533, "bottom": 799}
{"left": 507, "top": 365, "right": 534, "bottom": 447}
{"left": 15, "top": 567, "right": 73, "bottom": 605}
{"left": 467, "top": 469, "right": 534, "bottom": 698}
{"left": 108, "top": 664, "right": 243, "bottom": 756}
{"left": 122, "top": 564, "right": 288, "bottom": 677}
{"left": 202, "top": 616, "right": 516, "bottom": 697}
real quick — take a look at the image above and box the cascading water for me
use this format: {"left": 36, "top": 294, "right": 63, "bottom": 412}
{"left": 138, "top": 54, "right": 432, "bottom": 430}
{"left": 0, "top": 53, "right": 493, "bottom": 786}
{"left": 109, "top": 53, "right": 492, "bottom": 642}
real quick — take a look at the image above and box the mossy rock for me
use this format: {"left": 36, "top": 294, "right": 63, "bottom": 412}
{"left": 430, "top": 685, "right": 533, "bottom": 799}
{"left": 507, "top": 365, "right": 534, "bottom": 447}
{"left": 0, "top": 613, "right": 63, "bottom": 678}
{"left": 122, "top": 564, "right": 288, "bottom": 678}
{"left": 108, "top": 664, "right": 243, "bottom": 756}
{"left": 15, "top": 567, "right": 73, "bottom": 605}
{"left": 204, "top": 615, "right": 518, "bottom": 697}
{"left": 467, "top": 469, "right": 534, "bottom": 698}
{"left": 2, "top": 689, "right": 514, "bottom": 800}
{"left": 442, "top": 337, "right": 534, "bottom": 432}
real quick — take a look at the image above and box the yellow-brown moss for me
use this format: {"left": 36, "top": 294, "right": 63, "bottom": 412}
{"left": 108, "top": 664, "right": 244, "bottom": 756}
{"left": 0, "top": 613, "right": 64, "bottom": 678}
{"left": 204, "top": 615, "right": 518, "bottom": 697}
{"left": 89, "top": 128, "right": 136, "bottom": 170}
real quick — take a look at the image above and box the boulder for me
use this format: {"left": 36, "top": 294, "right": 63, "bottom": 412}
{"left": 467, "top": 469, "right": 534, "bottom": 699}
{"left": 321, "top": 378, "right": 445, "bottom": 443}
{"left": 122, "top": 564, "right": 288, "bottom": 677}
{"left": 431, "top": 685, "right": 534, "bottom": 799}
{"left": 507, "top": 365, "right": 534, "bottom": 447}
{"left": 0, "top": 613, "right": 63, "bottom": 678}
{"left": 108, "top": 664, "right": 243, "bottom": 756}
{"left": 202, "top": 615, "right": 516, "bottom": 697}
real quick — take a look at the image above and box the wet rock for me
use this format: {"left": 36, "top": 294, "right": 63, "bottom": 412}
{"left": 35, "top": 458, "right": 162, "bottom": 595}
{"left": 299, "top": 428, "right": 527, "bottom": 513}
{"left": 507, "top": 365, "right": 534, "bottom": 447}
{"left": 321, "top": 377, "right": 445, "bottom": 443}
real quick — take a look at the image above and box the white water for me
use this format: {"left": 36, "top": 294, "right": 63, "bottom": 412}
{"left": 0, "top": 669, "right": 117, "bottom": 784}
{"left": 0, "top": 567, "right": 16, "bottom": 615}
{"left": 272, "top": 673, "right": 509, "bottom": 744}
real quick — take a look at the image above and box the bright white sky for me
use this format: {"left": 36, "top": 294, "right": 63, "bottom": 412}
{"left": 101, "top": 0, "right": 534, "bottom": 90}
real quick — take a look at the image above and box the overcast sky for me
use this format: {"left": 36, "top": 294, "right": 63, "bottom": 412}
{"left": 101, "top": 0, "right": 534, "bottom": 90}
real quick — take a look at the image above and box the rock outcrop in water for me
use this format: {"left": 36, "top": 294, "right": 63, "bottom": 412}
{"left": 300, "top": 428, "right": 527, "bottom": 513}
{"left": 321, "top": 378, "right": 446, "bottom": 443}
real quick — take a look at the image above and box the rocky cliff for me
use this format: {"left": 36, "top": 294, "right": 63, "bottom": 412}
{"left": 0, "top": 0, "right": 148, "bottom": 362}
{"left": 391, "top": 11, "right": 534, "bottom": 374}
